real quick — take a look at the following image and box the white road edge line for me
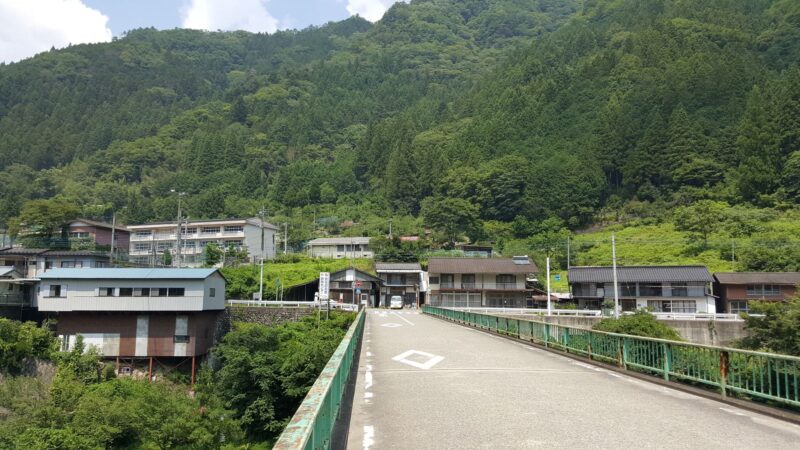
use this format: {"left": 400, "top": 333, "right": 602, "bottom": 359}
{"left": 363, "top": 425, "right": 375, "bottom": 449}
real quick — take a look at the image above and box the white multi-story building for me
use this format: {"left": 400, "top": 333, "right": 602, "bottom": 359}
{"left": 307, "top": 237, "right": 372, "bottom": 259}
{"left": 127, "top": 218, "right": 278, "bottom": 267}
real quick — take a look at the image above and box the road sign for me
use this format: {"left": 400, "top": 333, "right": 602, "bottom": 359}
{"left": 554, "top": 274, "right": 561, "bottom": 282}
{"left": 319, "top": 272, "right": 330, "bottom": 300}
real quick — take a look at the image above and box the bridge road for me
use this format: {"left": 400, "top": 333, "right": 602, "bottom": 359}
{"left": 343, "top": 309, "right": 800, "bottom": 449}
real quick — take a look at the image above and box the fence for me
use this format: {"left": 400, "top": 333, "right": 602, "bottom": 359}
{"left": 227, "top": 300, "right": 360, "bottom": 312}
{"left": 423, "top": 306, "right": 800, "bottom": 410}
{"left": 450, "top": 307, "right": 602, "bottom": 317}
{"left": 273, "top": 308, "right": 365, "bottom": 449}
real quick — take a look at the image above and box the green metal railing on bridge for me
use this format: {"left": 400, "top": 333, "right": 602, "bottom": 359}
{"left": 274, "top": 308, "right": 365, "bottom": 450}
{"left": 423, "top": 305, "right": 800, "bottom": 411}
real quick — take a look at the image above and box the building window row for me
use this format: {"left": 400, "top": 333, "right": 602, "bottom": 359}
{"left": 98, "top": 287, "right": 185, "bottom": 297}
{"left": 730, "top": 300, "right": 749, "bottom": 314}
{"left": 746, "top": 284, "right": 781, "bottom": 296}
{"left": 647, "top": 300, "right": 696, "bottom": 313}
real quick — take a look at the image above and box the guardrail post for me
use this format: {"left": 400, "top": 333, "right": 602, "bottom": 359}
{"left": 719, "top": 350, "right": 729, "bottom": 397}
{"left": 544, "top": 324, "right": 550, "bottom": 348}
{"left": 588, "top": 332, "right": 594, "bottom": 360}
{"left": 662, "top": 343, "right": 671, "bottom": 381}
{"left": 562, "top": 327, "right": 570, "bottom": 350}
{"left": 621, "top": 337, "right": 628, "bottom": 369}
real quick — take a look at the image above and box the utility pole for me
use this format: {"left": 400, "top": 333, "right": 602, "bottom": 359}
{"left": 284, "top": 222, "right": 288, "bottom": 254}
{"left": 731, "top": 239, "right": 735, "bottom": 271}
{"left": 612, "top": 233, "right": 619, "bottom": 319}
{"left": 110, "top": 211, "right": 116, "bottom": 266}
{"left": 566, "top": 236, "right": 571, "bottom": 268}
{"left": 389, "top": 219, "right": 393, "bottom": 239}
{"left": 546, "top": 256, "right": 552, "bottom": 316}
{"left": 258, "top": 207, "right": 266, "bottom": 302}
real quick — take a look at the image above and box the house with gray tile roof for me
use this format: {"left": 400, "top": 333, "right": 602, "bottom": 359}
{"left": 568, "top": 265, "right": 716, "bottom": 313}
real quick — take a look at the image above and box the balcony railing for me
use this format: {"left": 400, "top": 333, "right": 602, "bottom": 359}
{"left": 0, "top": 294, "right": 27, "bottom": 306}
{"left": 441, "top": 282, "right": 455, "bottom": 289}
{"left": 494, "top": 282, "right": 518, "bottom": 290}
{"left": 461, "top": 283, "right": 477, "bottom": 289}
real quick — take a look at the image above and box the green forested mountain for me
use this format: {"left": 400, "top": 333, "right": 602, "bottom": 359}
{"left": 1, "top": 0, "right": 799, "bottom": 250}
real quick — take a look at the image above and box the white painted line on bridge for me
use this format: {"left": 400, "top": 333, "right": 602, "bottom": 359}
{"left": 363, "top": 425, "right": 374, "bottom": 449}
{"left": 392, "top": 312, "right": 415, "bottom": 326}
{"left": 381, "top": 323, "right": 402, "bottom": 328}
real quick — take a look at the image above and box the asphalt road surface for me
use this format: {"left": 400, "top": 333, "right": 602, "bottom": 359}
{"left": 343, "top": 309, "right": 800, "bottom": 449}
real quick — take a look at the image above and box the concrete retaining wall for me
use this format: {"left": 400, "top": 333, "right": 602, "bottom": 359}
{"left": 498, "top": 314, "right": 747, "bottom": 346}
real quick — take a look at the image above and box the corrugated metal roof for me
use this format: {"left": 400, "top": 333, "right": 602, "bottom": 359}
{"left": 0, "top": 248, "right": 48, "bottom": 255}
{"left": 375, "top": 262, "right": 421, "bottom": 272}
{"left": 308, "top": 237, "right": 371, "bottom": 245}
{"left": 568, "top": 266, "right": 712, "bottom": 283}
{"left": 39, "top": 268, "right": 219, "bottom": 280}
{"left": 714, "top": 272, "right": 800, "bottom": 285}
{"left": 41, "top": 250, "right": 109, "bottom": 257}
{"left": 428, "top": 257, "right": 537, "bottom": 274}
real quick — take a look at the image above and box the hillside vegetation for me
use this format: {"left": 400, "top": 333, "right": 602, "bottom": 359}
{"left": 1, "top": 0, "right": 799, "bottom": 262}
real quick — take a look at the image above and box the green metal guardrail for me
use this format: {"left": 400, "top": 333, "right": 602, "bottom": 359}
{"left": 423, "top": 305, "right": 800, "bottom": 410}
{"left": 274, "top": 309, "right": 365, "bottom": 450}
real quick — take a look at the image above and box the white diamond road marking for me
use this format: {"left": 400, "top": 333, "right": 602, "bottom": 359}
{"left": 381, "top": 323, "right": 402, "bottom": 328}
{"left": 392, "top": 350, "right": 445, "bottom": 370}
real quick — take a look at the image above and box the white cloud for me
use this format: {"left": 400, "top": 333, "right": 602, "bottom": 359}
{"left": 181, "top": 0, "right": 278, "bottom": 33}
{"left": 346, "top": 0, "right": 406, "bottom": 23}
{"left": 0, "top": 0, "right": 112, "bottom": 64}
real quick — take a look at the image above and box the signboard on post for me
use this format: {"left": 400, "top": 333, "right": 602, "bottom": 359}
{"left": 319, "top": 272, "right": 330, "bottom": 300}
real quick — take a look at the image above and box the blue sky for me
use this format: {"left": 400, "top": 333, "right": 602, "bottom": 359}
{"left": 81, "top": 0, "right": 355, "bottom": 36}
{"left": 0, "top": 0, "right": 403, "bottom": 63}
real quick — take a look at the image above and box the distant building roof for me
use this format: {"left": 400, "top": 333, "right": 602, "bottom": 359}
{"left": 568, "top": 266, "right": 713, "bottom": 283}
{"left": 127, "top": 217, "right": 278, "bottom": 231}
{"left": 0, "top": 266, "right": 18, "bottom": 278}
{"left": 308, "top": 237, "right": 371, "bottom": 245}
{"left": 375, "top": 262, "right": 422, "bottom": 272}
{"left": 0, "top": 247, "right": 49, "bottom": 256}
{"left": 39, "top": 268, "right": 220, "bottom": 280}
{"left": 40, "top": 250, "right": 109, "bottom": 258}
{"left": 714, "top": 272, "right": 800, "bottom": 285}
{"left": 428, "top": 257, "right": 537, "bottom": 274}
{"left": 0, "top": 248, "right": 109, "bottom": 258}
{"left": 68, "top": 219, "right": 129, "bottom": 233}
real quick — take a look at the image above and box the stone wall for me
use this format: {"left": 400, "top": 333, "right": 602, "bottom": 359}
{"left": 498, "top": 314, "right": 747, "bottom": 346}
{"left": 223, "top": 306, "right": 317, "bottom": 329}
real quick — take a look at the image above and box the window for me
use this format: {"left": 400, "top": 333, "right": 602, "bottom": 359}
{"left": 639, "top": 283, "right": 663, "bottom": 296}
{"left": 157, "top": 242, "right": 173, "bottom": 251}
{"left": 168, "top": 288, "right": 185, "bottom": 297}
{"left": 430, "top": 276, "right": 440, "bottom": 285}
{"left": 152, "top": 288, "right": 168, "bottom": 297}
{"left": 647, "top": 300, "right": 696, "bottom": 313}
{"left": 119, "top": 288, "right": 133, "bottom": 296}
{"left": 48, "top": 285, "right": 63, "bottom": 297}
{"left": 201, "top": 226, "right": 220, "bottom": 234}
{"left": 461, "top": 274, "right": 476, "bottom": 289}
{"left": 337, "top": 245, "right": 345, "bottom": 252}
{"left": 134, "top": 230, "right": 152, "bottom": 238}
{"left": 746, "top": 284, "right": 781, "bottom": 296}
{"left": 440, "top": 274, "right": 454, "bottom": 288}
{"left": 730, "top": 300, "right": 749, "bottom": 313}
{"left": 387, "top": 274, "right": 406, "bottom": 285}
{"left": 69, "top": 231, "right": 90, "bottom": 238}
{"left": 496, "top": 274, "right": 515, "bottom": 288}
{"left": 133, "top": 243, "right": 151, "bottom": 252}
{"left": 224, "top": 225, "right": 244, "bottom": 233}
{"left": 181, "top": 227, "right": 197, "bottom": 236}
{"left": 60, "top": 261, "right": 83, "bottom": 268}
{"left": 621, "top": 283, "right": 637, "bottom": 297}
{"left": 174, "top": 335, "right": 190, "bottom": 343}
{"left": 210, "top": 287, "right": 216, "bottom": 297}
{"left": 99, "top": 287, "right": 115, "bottom": 297}
{"left": 45, "top": 261, "right": 53, "bottom": 269}
{"left": 134, "top": 288, "right": 150, "bottom": 297}
{"left": 670, "top": 283, "right": 688, "bottom": 297}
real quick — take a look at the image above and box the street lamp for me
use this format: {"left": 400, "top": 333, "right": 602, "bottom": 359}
{"left": 258, "top": 207, "right": 266, "bottom": 301}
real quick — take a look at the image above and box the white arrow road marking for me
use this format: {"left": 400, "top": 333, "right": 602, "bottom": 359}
{"left": 392, "top": 350, "right": 445, "bottom": 370}
{"left": 392, "top": 312, "right": 415, "bottom": 326}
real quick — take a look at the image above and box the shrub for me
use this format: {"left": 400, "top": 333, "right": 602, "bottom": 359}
{"left": 593, "top": 310, "right": 683, "bottom": 340}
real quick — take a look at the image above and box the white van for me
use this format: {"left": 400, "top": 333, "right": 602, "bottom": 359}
{"left": 389, "top": 295, "right": 404, "bottom": 309}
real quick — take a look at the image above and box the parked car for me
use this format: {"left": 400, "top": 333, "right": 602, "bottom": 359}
{"left": 390, "top": 295, "right": 404, "bottom": 309}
